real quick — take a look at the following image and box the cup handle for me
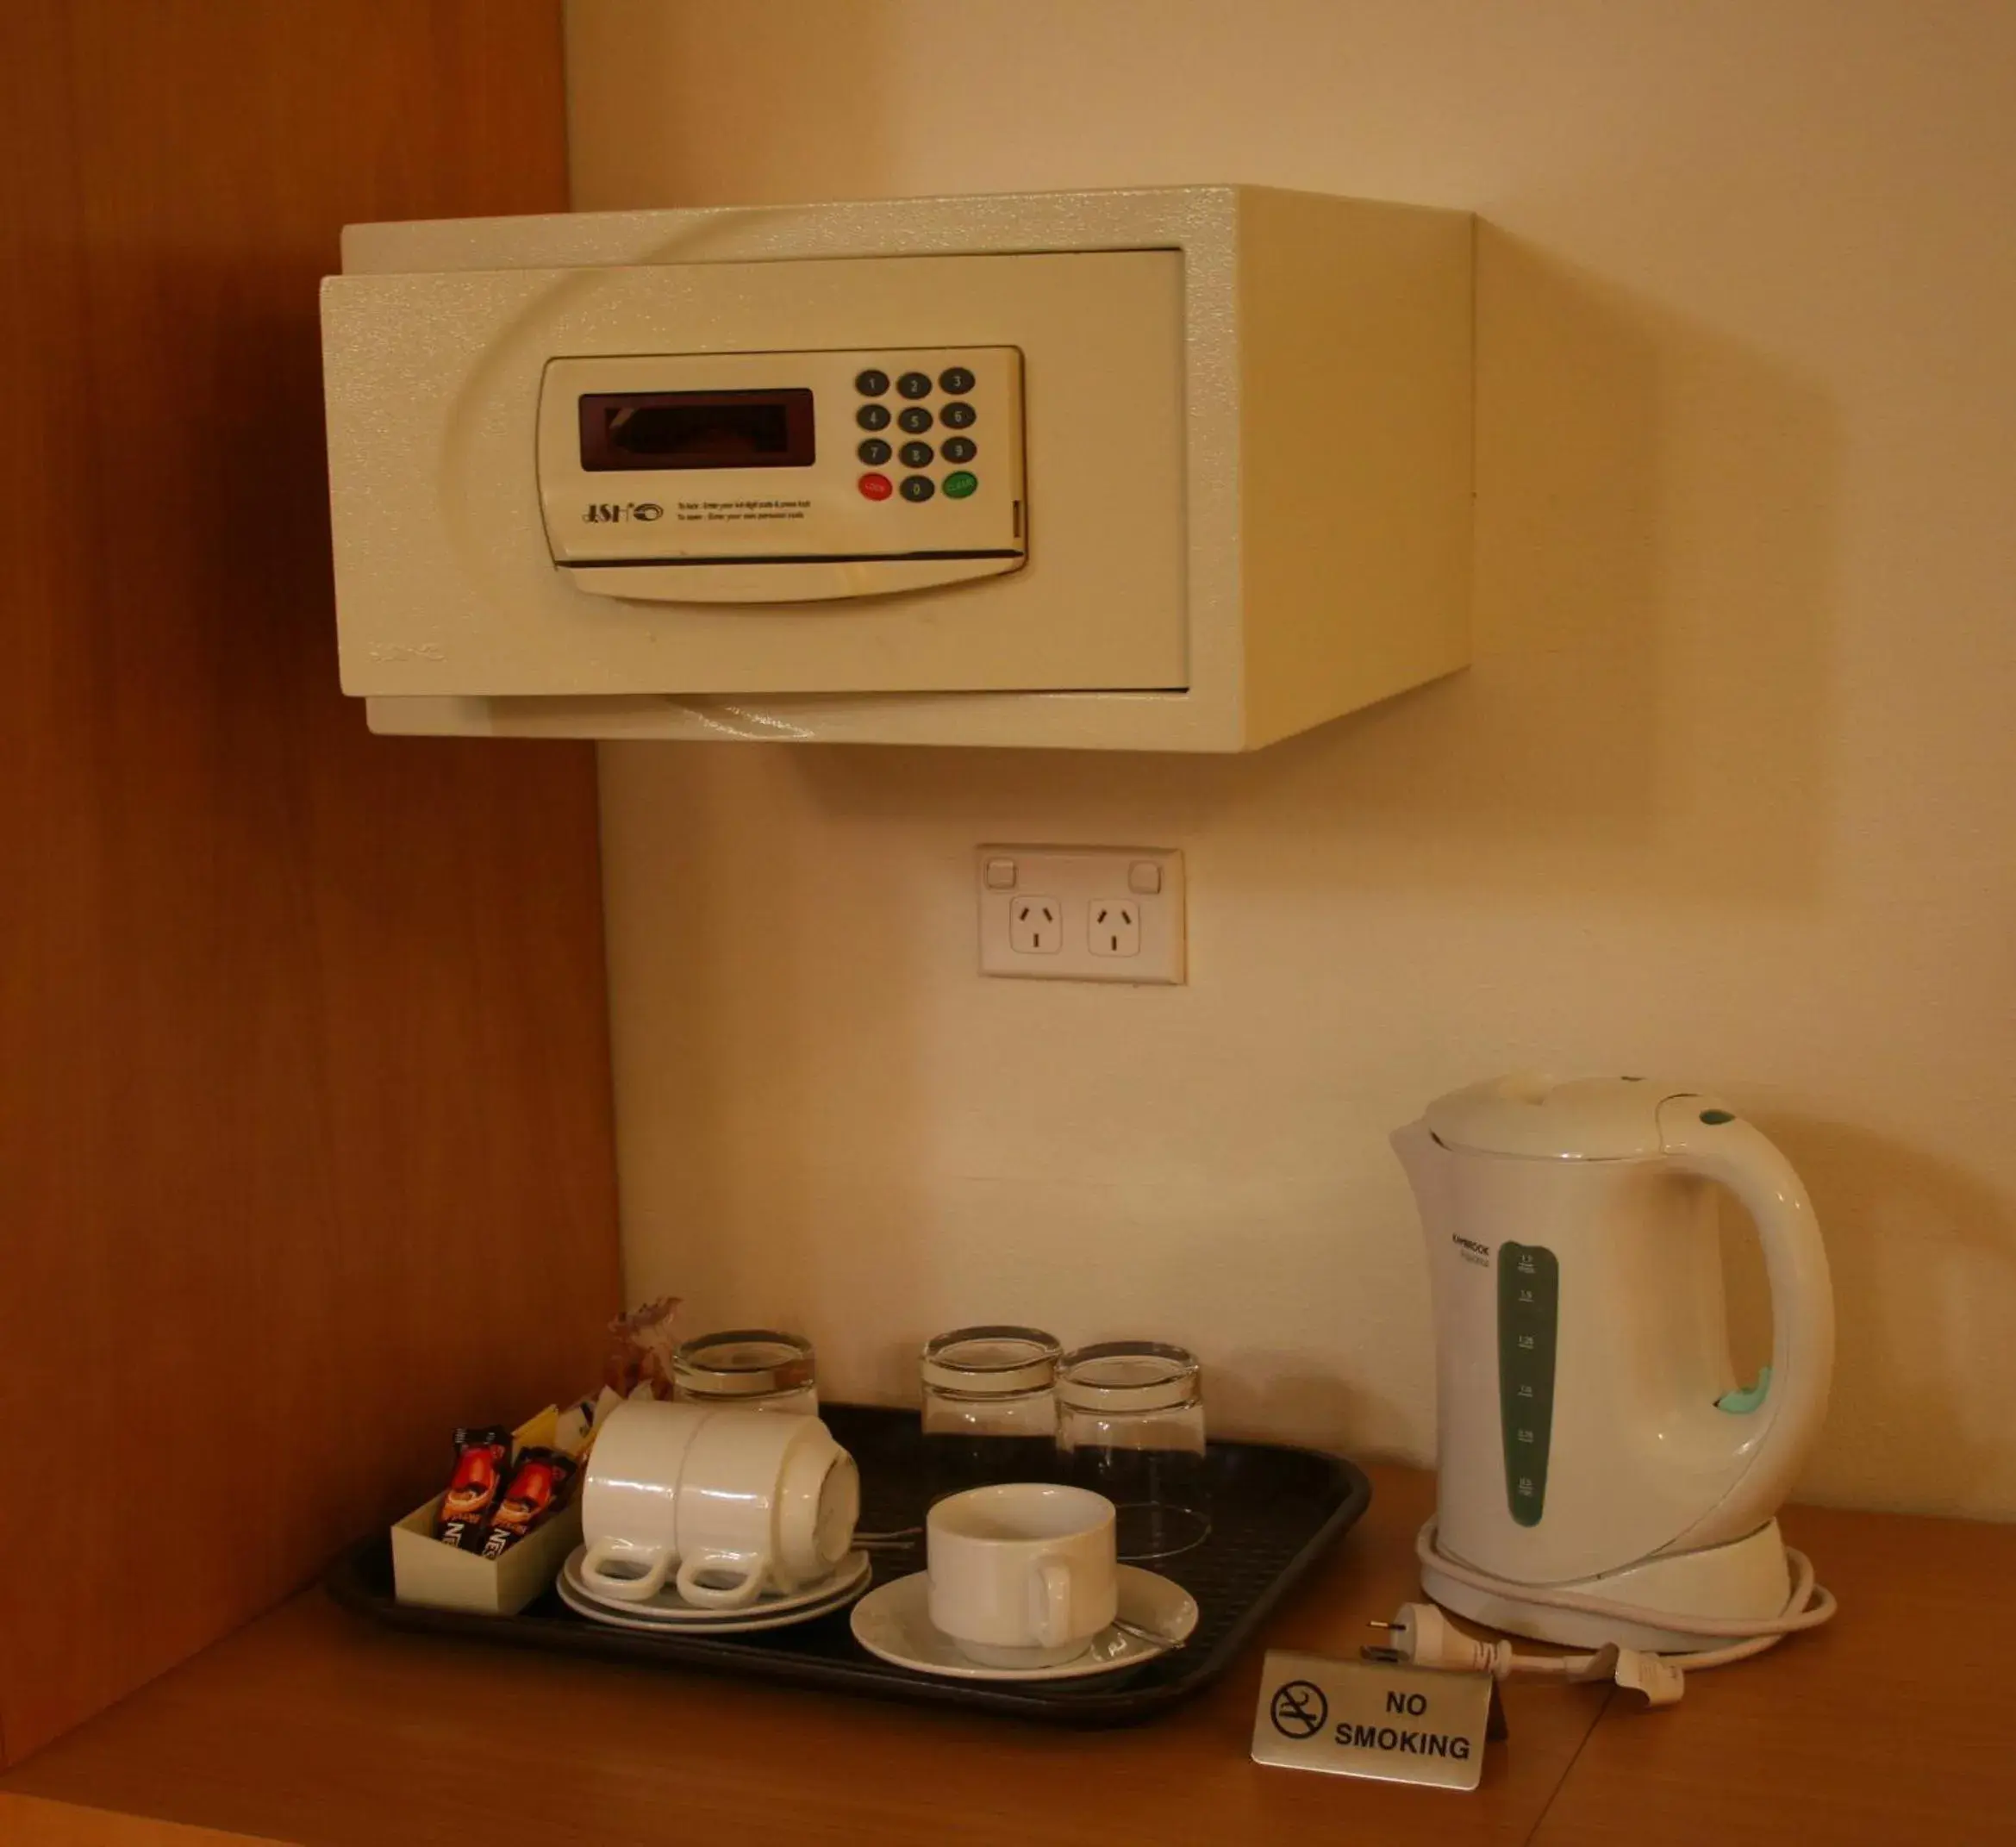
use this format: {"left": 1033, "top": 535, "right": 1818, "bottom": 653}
{"left": 1032, "top": 1558, "right": 1074, "bottom": 1650}
{"left": 675, "top": 1551, "right": 770, "bottom": 1610}
{"left": 578, "top": 1537, "right": 673, "bottom": 1603}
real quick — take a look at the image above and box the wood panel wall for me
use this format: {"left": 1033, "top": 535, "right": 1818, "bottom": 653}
{"left": 0, "top": 1, "right": 619, "bottom": 1762}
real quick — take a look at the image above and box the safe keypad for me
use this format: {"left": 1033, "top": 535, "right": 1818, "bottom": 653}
{"left": 855, "top": 363, "right": 981, "bottom": 504}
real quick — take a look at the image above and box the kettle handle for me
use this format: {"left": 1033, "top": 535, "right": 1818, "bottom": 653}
{"left": 1656, "top": 1098, "right": 1835, "bottom": 1551}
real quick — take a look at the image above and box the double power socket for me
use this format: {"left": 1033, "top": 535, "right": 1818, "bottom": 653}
{"left": 976, "top": 846, "right": 1186, "bottom": 985}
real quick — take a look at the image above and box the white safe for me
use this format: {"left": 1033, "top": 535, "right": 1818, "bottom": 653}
{"left": 320, "top": 184, "right": 1472, "bottom": 752}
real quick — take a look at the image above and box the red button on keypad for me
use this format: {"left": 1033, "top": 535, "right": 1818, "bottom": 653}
{"left": 858, "top": 472, "right": 893, "bottom": 501}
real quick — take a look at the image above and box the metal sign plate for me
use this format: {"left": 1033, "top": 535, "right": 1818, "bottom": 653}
{"left": 1250, "top": 1650, "right": 1493, "bottom": 1791}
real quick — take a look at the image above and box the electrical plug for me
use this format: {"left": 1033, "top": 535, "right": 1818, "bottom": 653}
{"left": 1368, "top": 1603, "right": 1690, "bottom": 1706}
{"left": 1369, "top": 1602, "right": 1512, "bottom": 1677}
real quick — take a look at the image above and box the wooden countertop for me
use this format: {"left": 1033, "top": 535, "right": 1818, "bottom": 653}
{"left": 5, "top": 1465, "right": 2012, "bottom": 1846}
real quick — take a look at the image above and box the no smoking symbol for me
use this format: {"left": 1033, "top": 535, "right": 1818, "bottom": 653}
{"left": 1270, "top": 1679, "right": 1328, "bottom": 1739}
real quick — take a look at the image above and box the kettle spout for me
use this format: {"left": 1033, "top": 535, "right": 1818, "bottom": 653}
{"left": 1390, "top": 1116, "right": 1451, "bottom": 1233}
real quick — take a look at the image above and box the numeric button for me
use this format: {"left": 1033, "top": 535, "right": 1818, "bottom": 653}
{"left": 899, "top": 440, "right": 933, "bottom": 468}
{"left": 900, "top": 475, "right": 934, "bottom": 502}
{"left": 857, "top": 437, "right": 891, "bottom": 465}
{"left": 941, "top": 436, "right": 977, "bottom": 464}
{"left": 857, "top": 402, "right": 890, "bottom": 431}
{"left": 854, "top": 368, "right": 889, "bottom": 397}
{"left": 941, "top": 401, "right": 976, "bottom": 429}
{"left": 897, "top": 405, "right": 933, "bottom": 434}
{"left": 939, "top": 366, "right": 976, "bottom": 394}
{"left": 896, "top": 371, "right": 933, "bottom": 399}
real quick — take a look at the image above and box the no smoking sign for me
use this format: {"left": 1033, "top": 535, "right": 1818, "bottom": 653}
{"left": 1250, "top": 1650, "right": 1495, "bottom": 1792}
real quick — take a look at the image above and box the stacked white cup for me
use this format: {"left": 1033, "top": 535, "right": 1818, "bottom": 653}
{"left": 578, "top": 1401, "right": 859, "bottom": 1609}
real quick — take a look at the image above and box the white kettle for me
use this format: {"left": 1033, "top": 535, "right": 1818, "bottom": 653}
{"left": 1393, "top": 1074, "right": 1834, "bottom": 1650}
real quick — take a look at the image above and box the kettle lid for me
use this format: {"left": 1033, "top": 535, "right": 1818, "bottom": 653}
{"left": 1425, "top": 1073, "right": 1708, "bottom": 1159}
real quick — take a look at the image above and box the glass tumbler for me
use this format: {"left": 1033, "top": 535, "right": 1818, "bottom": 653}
{"left": 1055, "top": 1341, "right": 1209, "bottom": 1561}
{"left": 921, "top": 1326, "right": 1063, "bottom": 1496}
{"left": 671, "top": 1329, "right": 819, "bottom": 1414}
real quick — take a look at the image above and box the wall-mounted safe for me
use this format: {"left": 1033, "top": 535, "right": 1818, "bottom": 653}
{"left": 320, "top": 184, "right": 1472, "bottom": 752}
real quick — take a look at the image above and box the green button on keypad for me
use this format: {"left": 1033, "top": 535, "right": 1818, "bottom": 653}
{"left": 943, "top": 470, "right": 978, "bottom": 499}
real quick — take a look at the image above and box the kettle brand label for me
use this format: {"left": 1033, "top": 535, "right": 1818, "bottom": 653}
{"left": 1251, "top": 1652, "right": 1493, "bottom": 1790}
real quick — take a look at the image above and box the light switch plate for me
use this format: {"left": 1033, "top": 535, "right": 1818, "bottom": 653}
{"left": 976, "top": 846, "right": 1185, "bottom": 984}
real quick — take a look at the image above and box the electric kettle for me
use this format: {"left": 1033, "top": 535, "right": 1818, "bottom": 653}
{"left": 1392, "top": 1075, "right": 1834, "bottom": 1651}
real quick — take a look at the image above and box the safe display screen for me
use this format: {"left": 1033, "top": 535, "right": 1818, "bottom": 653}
{"left": 578, "top": 389, "right": 816, "bottom": 471}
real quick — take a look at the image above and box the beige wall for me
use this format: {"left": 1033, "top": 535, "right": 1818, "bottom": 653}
{"left": 570, "top": 0, "right": 2016, "bottom": 1517}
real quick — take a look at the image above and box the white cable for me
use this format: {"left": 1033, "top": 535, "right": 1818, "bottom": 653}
{"left": 1374, "top": 1519, "right": 1838, "bottom": 1705}
{"left": 1416, "top": 1518, "right": 1837, "bottom": 1650}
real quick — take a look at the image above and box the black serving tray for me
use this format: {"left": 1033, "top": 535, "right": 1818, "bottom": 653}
{"left": 326, "top": 1403, "right": 1370, "bottom": 1726}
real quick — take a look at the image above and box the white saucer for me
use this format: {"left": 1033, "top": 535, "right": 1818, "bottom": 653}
{"left": 848, "top": 1565, "right": 1199, "bottom": 1682}
{"left": 558, "top": 1573, "right": 870, "bottom": 1636}
{"left": 558, "top": 1559, "right": 871, "bottom": 1636}
{"left": 561, "top": 1547, "right": 871, "bottom": 1623}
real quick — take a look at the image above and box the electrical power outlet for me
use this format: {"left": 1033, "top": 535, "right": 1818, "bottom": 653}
{"left": 977, "top": 846, "right": 1184, "bottom": 984}
{"left": 1008, "top": 895, "right": 1062, "bottom": 954}
{"left": 1088, "top": 899, "right": 1141, "bottom": 958}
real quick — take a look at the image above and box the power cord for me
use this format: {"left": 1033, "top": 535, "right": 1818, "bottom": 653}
{"left": 1362, "top": 1519, "right": 1838, "bottom": 1707}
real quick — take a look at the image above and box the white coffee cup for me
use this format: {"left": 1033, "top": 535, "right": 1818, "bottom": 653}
{"left": 670, "top": 1407, "right": 859, "bottom": 1608}
{"left": 577, "top": 1400, "right": 709, "bottom": 1602}
{"left": 926, "top": 1483, "right": 1119, "bottom": 1668}
{"left": 578, "top": 1401, "right": 858, "bottom": 1610}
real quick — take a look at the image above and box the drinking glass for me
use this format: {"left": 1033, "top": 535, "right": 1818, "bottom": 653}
{"left": 671, "top": 1329, "right": 819, "bottom": 1414}
{"left": 921, "top": 1326, "right": 1062, "bottom": 1496}
{"left": 1055, "top": 1341, "right": 1208, "bottom": 1560}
